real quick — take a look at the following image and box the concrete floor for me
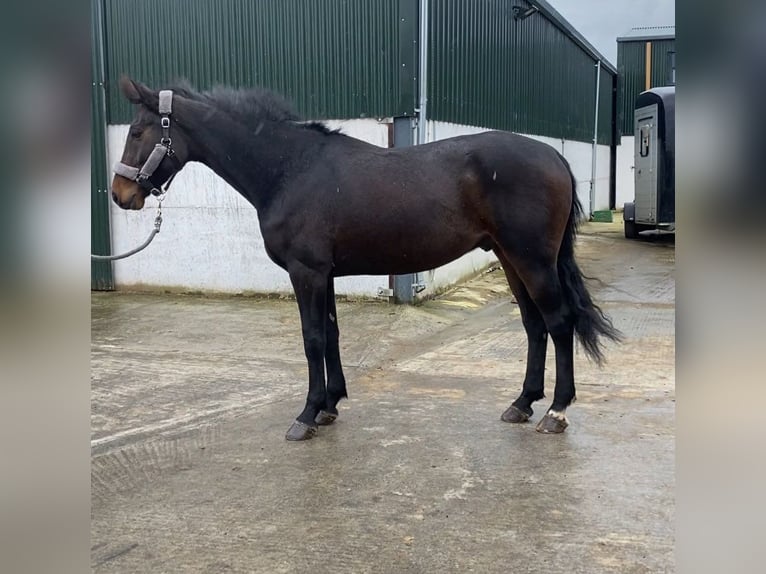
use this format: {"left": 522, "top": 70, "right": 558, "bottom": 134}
{"left": 91, "top": 225, "right": 675, "bottom": 573}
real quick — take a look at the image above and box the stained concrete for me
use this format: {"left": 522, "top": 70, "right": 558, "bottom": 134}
{"left": 91, "top": 227, "right": 675, "bottom": 573}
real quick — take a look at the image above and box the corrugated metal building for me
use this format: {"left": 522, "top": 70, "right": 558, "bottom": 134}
{"left": 617, "top": 26, "right": 676, "bottom": 136}
{"left": 92, "top": 0, "right": 618, "bottom": 298}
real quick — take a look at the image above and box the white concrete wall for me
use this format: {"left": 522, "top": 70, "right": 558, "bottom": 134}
{"left": 616, "top": 135, "right": 636, "bottom": 209}
{"left": 108, "top": 118, "right": 616, "bottom": 298}
{"left": 107, "top": 120, "right": 391, "bottom": 296}
{"left": 415, "top": 249, "right": 499, "bottom": 299}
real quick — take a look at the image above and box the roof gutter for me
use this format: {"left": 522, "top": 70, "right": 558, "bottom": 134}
{"left": 617, "top": 35, "right": 675, "bottom": 43}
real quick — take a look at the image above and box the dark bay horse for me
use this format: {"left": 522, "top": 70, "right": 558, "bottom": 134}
{"left": 111, "top": 77, "right": 620, "bottom": 440}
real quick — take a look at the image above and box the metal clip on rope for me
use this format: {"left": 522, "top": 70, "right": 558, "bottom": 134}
{"left": 91, "top": 205, "right": 163, "bottom": 262}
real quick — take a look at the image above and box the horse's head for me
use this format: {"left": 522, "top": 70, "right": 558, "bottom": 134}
{"left": 111, "top": 77, "right": 189, "bottom": 210}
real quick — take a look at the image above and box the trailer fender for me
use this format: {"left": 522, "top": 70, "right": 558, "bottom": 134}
{"left": 623, "top": 202, "right": 635, "bottom": 222}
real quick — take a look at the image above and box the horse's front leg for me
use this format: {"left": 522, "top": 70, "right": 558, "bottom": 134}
{"left": 285, "top": 263, "right": 329, "bottom": 441}
{"left": 315, "top": 276, "right": 347, "bottom": 426}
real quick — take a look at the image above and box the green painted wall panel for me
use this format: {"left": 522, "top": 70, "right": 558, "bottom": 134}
{"left": 651, "top": 39, "right": 676, "bottom": 89}
{"left": 598, "top": 62, "right": 613, "bottom": 144}
{"left": 105, "top": 0, "right": 416, "bottom": 124}
{"left": 618, "top": 38, "right": 675, "bottom": 135}
{"left": 427, "top": 0, "right": 614, "bottom": 145}
{"left": 91, "top": 0, "right": 113, "bottom": 290}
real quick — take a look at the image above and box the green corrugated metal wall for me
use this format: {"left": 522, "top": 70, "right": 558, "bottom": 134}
{"left": 650, "top": 39, "right": 676, "bottom": 90}
{"left": 618, "top": 38, "right": 675, "bottom": 136}
{"left": 104, "top": 0, "right": 417, "bottom": 124}
{"left": 598, "top": 63, "right": 614, "bottom": 145}
{"left": 91, "top": 0, "right": 114, "bottom": 290}
{"left": 102, "top": 0, "right": 613, "bottom": 145}
{"left": 428, "top": 0, "right": 614, "bottom": 145}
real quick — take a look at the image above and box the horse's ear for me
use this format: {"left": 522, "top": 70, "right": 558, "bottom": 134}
{"left": 119, "top": 76, "right": 158, "bottom": 110}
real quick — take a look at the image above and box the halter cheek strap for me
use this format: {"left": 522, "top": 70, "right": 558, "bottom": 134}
{"left": 114, "top": 90, "right": 181, "bottom": 197}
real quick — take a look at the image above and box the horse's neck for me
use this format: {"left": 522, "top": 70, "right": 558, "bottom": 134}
{"left": 185, "top": 113, "right": 302, "bottom": 210}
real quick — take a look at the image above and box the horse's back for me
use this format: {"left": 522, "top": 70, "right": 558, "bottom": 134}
{"left": 432, "top": 131, "right": 568, "bottom": 177}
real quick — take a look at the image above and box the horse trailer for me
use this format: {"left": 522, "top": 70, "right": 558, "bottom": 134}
{"left": 623, "top": 86, "right": 675, "bottom": 238}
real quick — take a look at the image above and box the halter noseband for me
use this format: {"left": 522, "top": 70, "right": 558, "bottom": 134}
{"left": 113, "top": 90, "right": 182, "bottom": 197}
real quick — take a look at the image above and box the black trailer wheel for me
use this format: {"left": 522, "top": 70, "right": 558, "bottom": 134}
{"left": 625, "top": 220, "right": 639, "bottom": 239}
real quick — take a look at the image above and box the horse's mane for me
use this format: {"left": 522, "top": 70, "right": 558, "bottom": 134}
{"left": 168, "top": 80, "right": 338, "bottom": 135}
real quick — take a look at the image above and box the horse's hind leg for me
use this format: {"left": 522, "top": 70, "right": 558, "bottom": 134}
{"left": 315, "top": 276, "right": 347, "bottom": 426}
{"left": 495, "top": 252, "right": 548, "bottom": 424}
{"left": 516, "top": 262, "right": 576, "bottom": 433}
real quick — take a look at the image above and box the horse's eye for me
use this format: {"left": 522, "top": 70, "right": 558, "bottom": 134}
{"left": 130, "top": 129, "right": 143, "bottom": 140}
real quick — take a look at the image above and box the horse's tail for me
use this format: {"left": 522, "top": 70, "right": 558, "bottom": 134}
{"left": 556, "top": 153, "right": 622, "bottom": 365}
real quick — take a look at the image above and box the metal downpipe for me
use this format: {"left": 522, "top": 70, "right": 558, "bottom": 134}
{"left": 590, "top": 60, "right": 601, "bottom": 217}
{"left": 417, "top": 0, "right": 429, "bottom": 146}
{"left": 411, "top": 0, "right": 429, "bottom": 296}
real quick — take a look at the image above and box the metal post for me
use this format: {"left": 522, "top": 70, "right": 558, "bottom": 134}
{"left": 409, "top": 0, "right": 430, "bottom": 298}
{"left": 590, "top": 60, "right": 601, "bottom": 218}
{"left": 391, "top": 117, "right": 416, "bottom": 304}
{"left": 417, "top": 0, "right": 429, "bottom": 145}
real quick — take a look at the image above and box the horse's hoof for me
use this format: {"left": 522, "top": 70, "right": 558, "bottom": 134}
{"left": 501, "top": 405, "right": 531, "bottom": 423}
{"left": 315, "top": 410, "right": 338, "bottom": 426}
{"left": 535, "top": 412, "right": 569, "bottom": 434}
{"left": 285, "top": 420, "right": 318, "bottom": 441}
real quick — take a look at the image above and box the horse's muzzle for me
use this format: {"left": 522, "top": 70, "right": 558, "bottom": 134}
{"left": 111, "top": 176, "right": 146, "bottom": 210}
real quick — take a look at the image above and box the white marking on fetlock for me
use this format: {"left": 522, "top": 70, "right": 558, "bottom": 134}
{"left": 547, "top": 409, "right": 568, "bottom": 422}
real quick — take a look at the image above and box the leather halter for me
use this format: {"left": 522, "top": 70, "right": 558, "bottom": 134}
{"left": 113, "top": 90, "right": 182, "bottom": 197}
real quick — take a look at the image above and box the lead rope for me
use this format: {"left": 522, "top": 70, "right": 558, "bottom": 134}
{"left": 91, "top": 194, "right": 165, "bottom": 261}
